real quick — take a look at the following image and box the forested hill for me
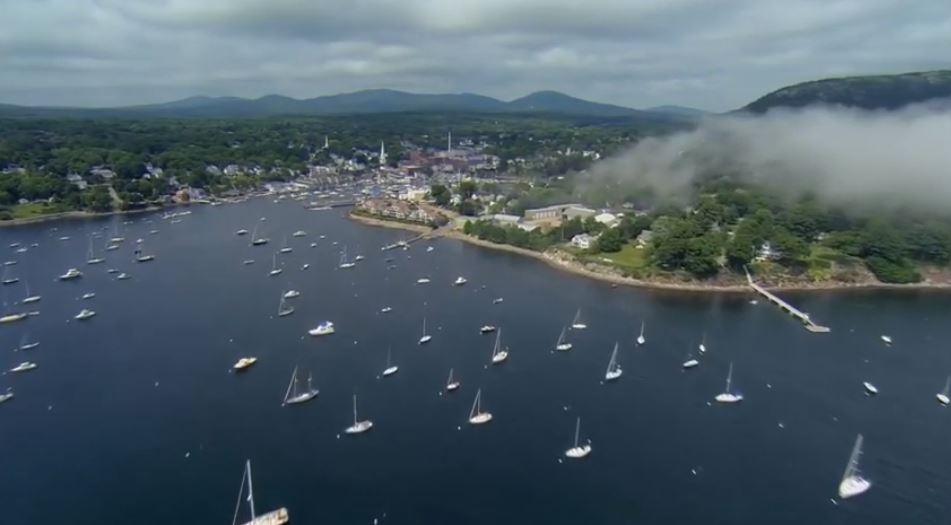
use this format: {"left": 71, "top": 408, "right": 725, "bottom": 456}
{"left": 742, "top": 70, "right": 951, "bottom": 113}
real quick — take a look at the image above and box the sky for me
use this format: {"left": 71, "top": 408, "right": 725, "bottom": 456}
{"left": 1, "top": 0, "right": 949, "bottom": 111}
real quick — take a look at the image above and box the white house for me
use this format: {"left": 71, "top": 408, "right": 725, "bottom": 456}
{"left": 571, "top": 233, "right": 595, "bottom": 249}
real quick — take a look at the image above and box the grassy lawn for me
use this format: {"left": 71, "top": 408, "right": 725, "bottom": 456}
{"left": 7, "top": 202, "right": 72, "bottom": 219}
{"left": 583, "top": 243, "right": 650, "bottom": 275}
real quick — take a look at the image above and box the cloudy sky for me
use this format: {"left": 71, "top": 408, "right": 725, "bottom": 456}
{"left": 1, "top": 0, "right": 948, "bottom": 110}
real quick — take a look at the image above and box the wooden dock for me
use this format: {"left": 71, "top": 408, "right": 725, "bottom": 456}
{"left": 746, "top": 270, "right": 830, "bottom": 333}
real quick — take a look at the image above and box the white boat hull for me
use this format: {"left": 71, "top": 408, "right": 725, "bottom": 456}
{"left": 937, "top": 393, "right": 950, "bottom": 405}
{"left": 565, "top": 444, "right": 592, "bottom": 459}
{"left": 605, "top": 369, "right": 622, "bottom": 381}
{"left": 556, "top": 343, "right": 573, "bottom": 351}
{"left": 269, "top": 269, "right": 282, "bottom": 276}
{"left": 382, "top": 366, "right": 399, "bottom": 377}
{"left": 571, "top": 323, "right": 587, "bottom": 330}
{"left": 491, "top": 351, "right": 508, "bottom": 364}
{"left": 469, "top": 413, "right": 493, "bottom": 425}
{"left": 446, "top": 381, "right": 461, "bottom": 392}
{"left": 22, "top": 296, "right": 41, "bottom": 304}
{"left": 345, "top": 420, "right": 374, "bottom": 434}
{"left": 838, "top": 476, "right": 871, "bottom": 499}
{"left": 284, "top": 391, "right": 318, "bottom": 405}
{"left": 239, "top": 507, "right": 289, "bottom": 525}
{"left": 863, "top": 382, "right": 879, "bottom": 395}
{"left": 309, "top": 326, "right": 335, "bottom": 336}
{"left": 419, "top": 335, "right": 432, "bottom": 344}
{"left": 636, "top": 336, "right": 646, "bottom": 345}
{"left": 715, "top": 393, "right": 743, "bottom": 403}
{"left": 682, "top": 359, "right": 699, "bottom": 369}
{"left": 19, "top": 342, "right": 39, "bottom": 351}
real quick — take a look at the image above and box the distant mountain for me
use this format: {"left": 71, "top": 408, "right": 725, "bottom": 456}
{"left": 645, "top": 105, "right": 709, "bottom": 118}
{"left": 507, "top": 91, "right": 639, "bottom": 116}
{"left": 0, "top": 89, "right": 673, "bottom": 119}
{"left": 742, "top": 70, "right": 951, "bottom": 113}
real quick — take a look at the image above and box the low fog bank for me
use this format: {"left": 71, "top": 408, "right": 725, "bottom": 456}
{"left": 591, "top": 103, "right": 951, "bottom": 210}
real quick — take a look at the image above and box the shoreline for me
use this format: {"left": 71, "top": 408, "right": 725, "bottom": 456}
{"left": 0, "top": 203, "right": 186, "bottom": 228}
{"left": 349, "top": 211, "right": 951, "bottom": 294}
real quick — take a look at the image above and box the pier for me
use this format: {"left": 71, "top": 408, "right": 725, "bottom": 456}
{"left": 746, "top": 270, "right": 830, "bottom": 333}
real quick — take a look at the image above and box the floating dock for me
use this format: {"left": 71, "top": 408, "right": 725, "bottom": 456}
{"left": 746, "top": 270, "right": 830, "bottom": 333}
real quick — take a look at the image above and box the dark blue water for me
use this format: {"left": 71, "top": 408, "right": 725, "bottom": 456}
{"left": 2, "top": 199, "right": 950, "bottom": 525}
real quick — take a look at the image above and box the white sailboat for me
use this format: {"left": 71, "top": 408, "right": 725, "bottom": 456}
{"left": 698, "top": 333, "right": 707, "bottom": 354}
{"left": 564, "top": 416, "right": 592, "bottom": 459}
{"left": 0, "top": 312, "right": 28, "bottom": 324}
{"left": 682, "top": 347, "right": 699, "bottom": 369}
{"left": 604, "top": 342, "right": 622, "bottom": 381}
{"left": 74, "top": 308, "right": 96, "bottom": 320}
{"left": 279, "top": 236, "right": 292, "bottom": 254}
{"left": 10, "top": 361, "right": 37, "bottom": 372}
{"left": 863, "top": 381, "right": 879, "bottom": 395}
{"left": 479, "top": 325, "right": 496, "bottom": 334}
{"left": 268, "top": 254, "right": 282, "bottom": 276}
{"left": 467, "top": 388, "right": 493, "bottom": 425}
{"left": 308, "top": 321, "right": 335, "bottom": 336}
{"left": 59, "top": 268, "right": 82, "bottom": 280}
{"left": 636, "top": 321, "right": 646, "bottom": 345}
{"left": 283, "top": 290, "right": 300, "bottom": 299}
{"left": 880, "top": 334, "right": 892, "bottom": 345}
{"left": 344, "top": 394, "right": 373, "bottom": 434}
{"left": 282, "top": 366, "right": 318, "bottom": 405}
{"left": 490, "top": 328, "right": 508, "bottom": 364}
{"left": 21, "top": 280, "right": 41, "bottom": 304}
{"left": 382, "top": 347, "right": 399, "bottom": 377}
{"left": 0, "top": 387, "right": 13, "bottom": 404}
{"left": 17, "top": 334, "right": 39, "bottom": 351}
{"left": 446, "top": 368, "right": 460, "bottom": 391}
{"left": 86, "top": 236, "right": 105, "bottom": 264}
{"left": 277, "top": 293, "right": 294, "bottom": 317}
{"left": 231, "top": 460, "right": 289, "bottom": 525}
{"left": 134, "top": 239, "right": 155, "bottom": 262}
{"left": 250, "top": 224, "right": 269, "bottom": 246}
{"left": 837, "top": 434, "right": 872, "bottom": 499}
{"left": 555, "top": 326, "right": 573, "bottom": 351}
{"left": 338, "top": 247, "right": 355, "bottom": 269}
{"left": 418, "top": 317, "right": 432, "bottom": 344}
{"left": 453, "top": 276, "right": 467, "bottom": 286}
{"left": 937, "top": 375, "right": 950, "bottom": 405}
{"left": 1, "top": 265, "right": 19, "bottom": 285}
{"left": 236, "top": 229, "right": 249, "bottom": 236}
{"left": 715, "top": 362, "right": 743, "bottom": 403}
{"left": 571, "top": 308, "right": 587, "bottom": 330}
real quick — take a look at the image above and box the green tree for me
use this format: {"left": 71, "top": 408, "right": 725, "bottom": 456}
{"left": 596, "top": 228, "right": 624, "bottom": 253}
{"left": 430, "top": 184, "right": 450, "bottom": 206}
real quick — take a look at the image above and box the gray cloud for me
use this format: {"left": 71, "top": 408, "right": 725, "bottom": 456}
{"left": 589, "top": 104, "right": 951, "bottom": 210}
{"left": 0, "top": 0, "right": 949, "bottom": 109}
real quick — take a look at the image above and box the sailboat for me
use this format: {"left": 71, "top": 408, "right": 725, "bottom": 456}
{"left": 636, "top": 321, "right": 646, "bottom": 345}
{"left": 698, "top": 333, "right": 707, "bottom": 354}
{"left": 86, "top": 236, "right": 105, "bottom": 264}
{"left": 282, "top": 366, "right": 318, "bottom": 405}
{"left": 418, "top": 317, "right": 432, "bottom": 344}
{"left": 571, "top": 308, "right": 587, "bottom": 330}
{"left": 17, "top": 334, "right": 39, "bottom": 351}
{"left": 467, "top": 388, "right": 493, "bottom": 425}
{"left": 231, "top": 460, "right": 289, "bottom": 525}
{"left": 134, "top": 239, "right": 155, "bottom": 262}
{"left": 21, "top": 280, "right": 40, "bottom": 304}
{"left": 0, "top": 387, "right": 13, "bottom": 404}
{"left": 604, "top": 342, "right": 622, "bottom": 381}
{"left": 1, "top": 265, "right": 19, "bottom": 285}
{"left": 277, "top": 293, "right": 294, "bottom": 317}
{"left": 250, "top": 224, "right": 269, "bottom": 246}
{"left": 682, "top": 347, "right": 699, "bottom": 369}
{"left": 937, "top": 375, "right": 950, "bottom": 405}
{"left": 446, "top": 368, "right": 460, "bottom": 391}
{"left": 564, "top": 416, "right": 592, "bottom": 459}
{"left": 344, "top": 394, "right": 373, "bottom": 434}
{"left": 555, "top": 326, "right": 572, "bottom": 351}
{"left": 837, "top": 434, "right": 872, "bottom": 499}
{"left": 490, "top": 328, "right": 508, "bottom": 364}
{"left": 338, "top": 247, "right": 355, "bottom": 269}
{"left": 59, "top": 268, "right": 82, "bottom": 280}
{"left": 382, "top": 347, "right": 399, "bottom": 377}
{"left": 109, "top": 222, "right": 125, "bottom": 244}
{"left": 268, "top": 254, "right": 282, "bottom": 276}
{"left": 279, "top": 236, "right": 292, "bottom": 254}
{"left": 715, "top": 362, "right": 743, "bottom": 403}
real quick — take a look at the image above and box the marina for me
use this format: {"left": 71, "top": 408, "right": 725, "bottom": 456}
{"left": 1, "top": 197, "right": 950, "bottom": 525}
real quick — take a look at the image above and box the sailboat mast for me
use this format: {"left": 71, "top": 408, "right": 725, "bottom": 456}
{"left": 725, "top": 363, "right": 733, "bottom": 392}
{"left": 283, "top": 366, "right": 297, "bottom": 404}
{"left": 843, "top": 434, "right": 864, "bottom": 480}
{"left": 573, "top": 417, "right": 581, "bottom": 447}
{"left": 246, "top": 460, "right": 256, "bottom": 520}
{"left": 470, "top": 389, "right": 481, "bottom": 418}
{"left": 448, "top": 368, "right": 454, "bottom": 384}
{"left": 352, "top": 394, "right": 358, "bottom": 425}
{"left": 944, "top": 375, "right": 951, "bottom": 395}
{"left": 231, "top": 462, "right": 249, "bottom": 525}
